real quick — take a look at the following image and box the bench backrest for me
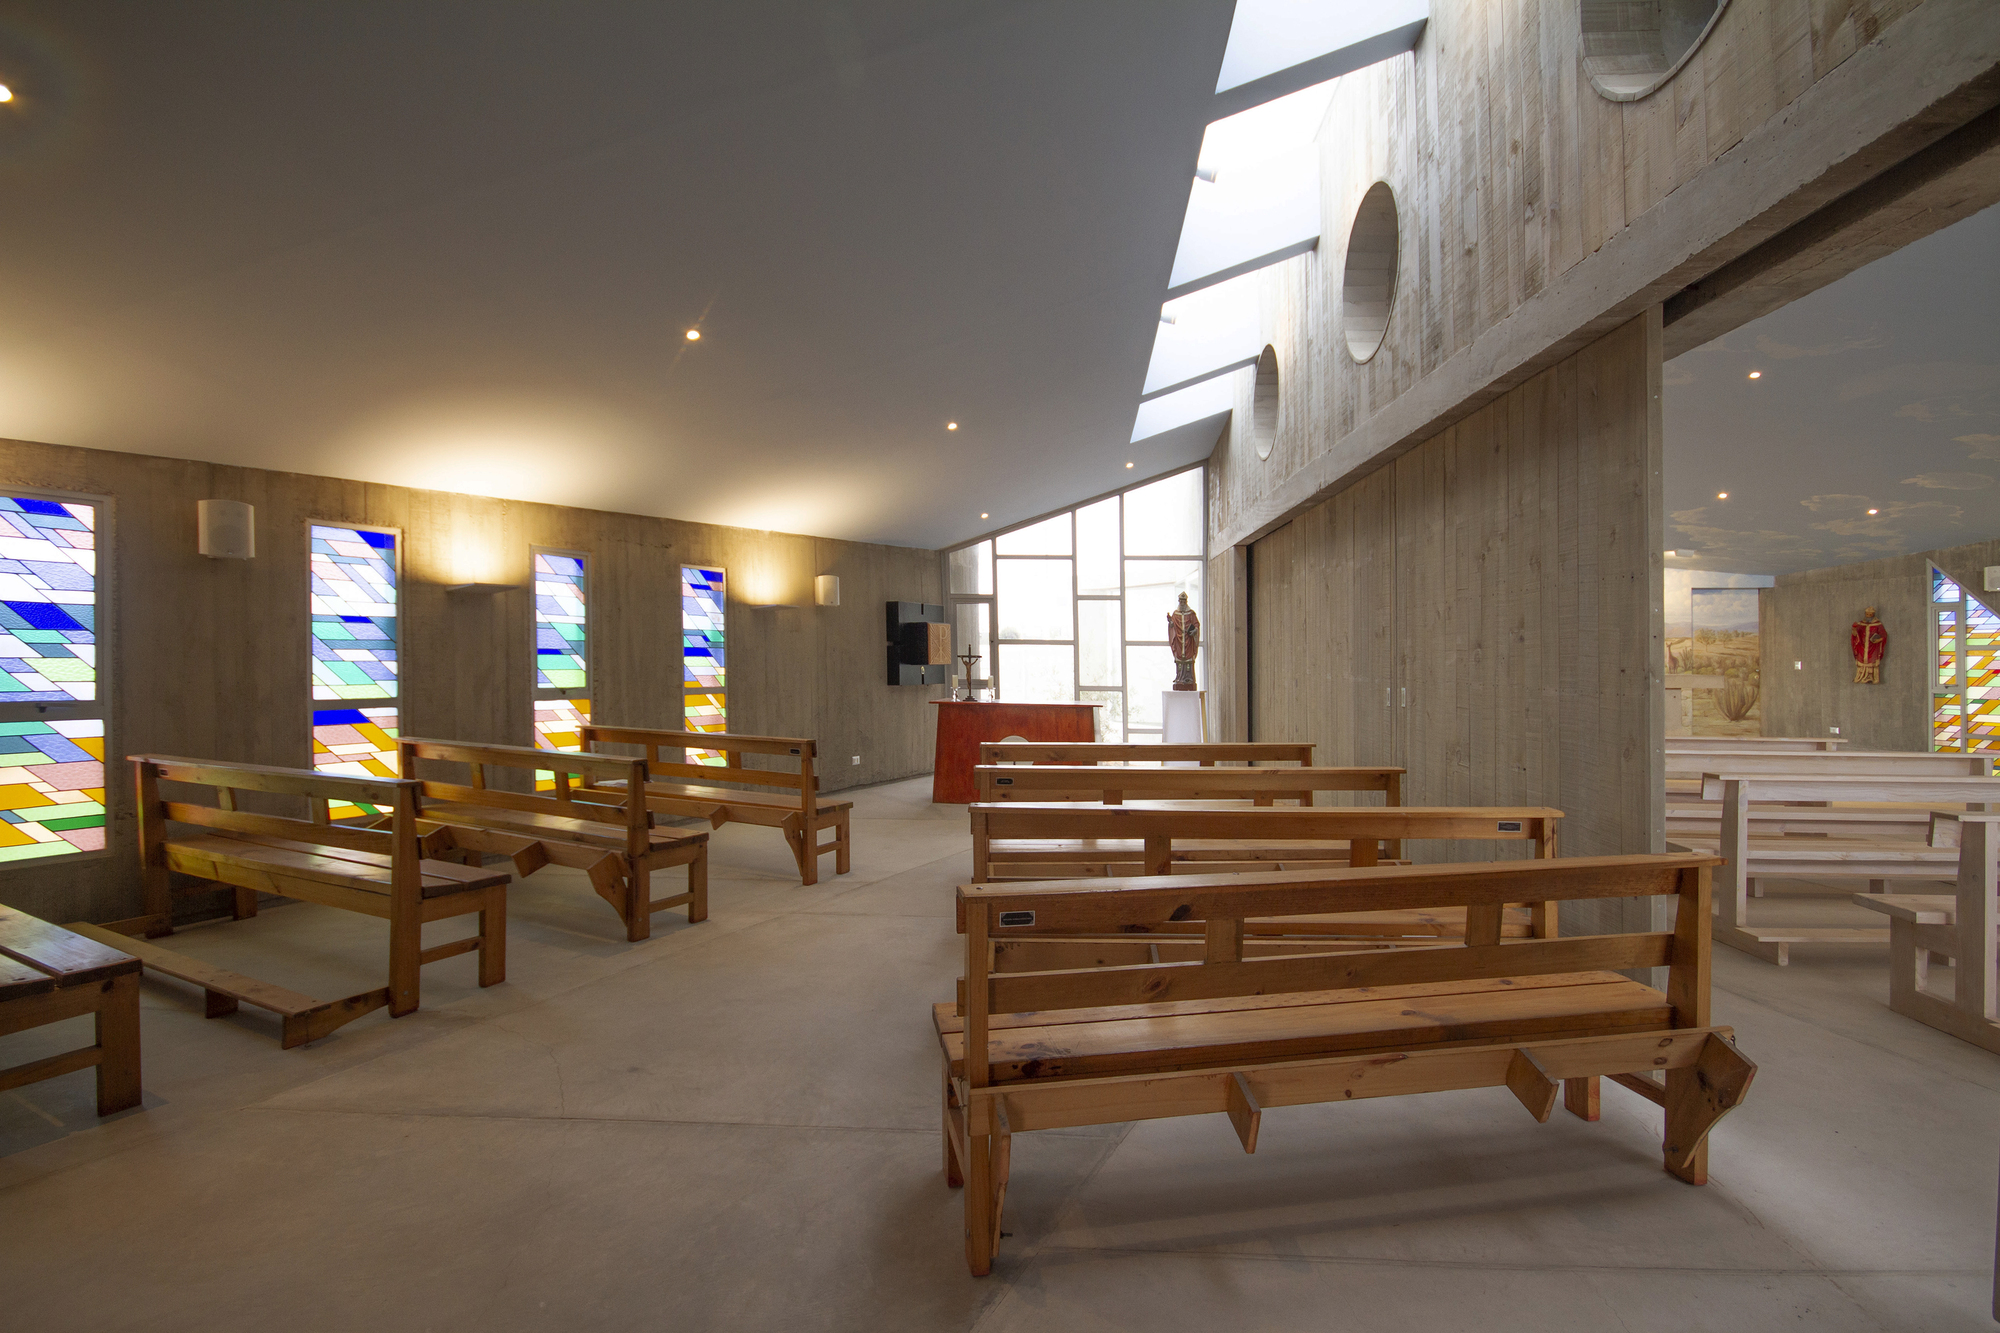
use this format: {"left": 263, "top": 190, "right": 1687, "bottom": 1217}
{"left": 398, "top": 738, "right": 653, "bottom": 857}
{"left": 580, "top": 724, "right": 817, "bottom": 807}
{"left": 131, "top": 754, "right": 427, "bottom": 885}
{"left": 953, "top": 853, "right": 1718, "bottom": 1087}
{"left": 979, "top": 741, "right": 1314, "bottom": 767}
{"left": 972, "top": 764, "right": 1402, "bottom": 805}
{"left": 1701, "top": 772, "right": 2000, "bottom": 805}
{"left": 1929, "top": 811, "right": 2000, "bottom": 849}
{"left": 1665, "top": 736, "right": 1845, "bottom": 751}
{"left": 1669, "top": 750, "right": 1992, "bottom": 779}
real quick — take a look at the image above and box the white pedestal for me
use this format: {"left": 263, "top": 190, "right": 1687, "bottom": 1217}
{"left": 1161, "top": 689, "right": 1207, "bottom": 745}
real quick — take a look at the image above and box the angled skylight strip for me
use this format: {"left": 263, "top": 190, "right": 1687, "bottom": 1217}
{"left": 1131, "top": 376, "right": 1235, "bottom": 445}
{"left": 1215, "top": 0, "right": 1428, "bottom": 110}
{"left": 1143, "top": 272, "right": 1262, "bottom": 399}
{"left": 1166, "top": 146, "right": 1321, "bottom": 296}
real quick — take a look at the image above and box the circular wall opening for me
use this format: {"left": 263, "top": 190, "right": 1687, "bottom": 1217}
{"left": 1342, "top": 183, "right": 1399, "bottom": 365}
{"left": 1251, "top": 345, "right": 1278, "bottom": 461}
{"left": 1582, "top": 0, "right": 1729, "bottom": 102}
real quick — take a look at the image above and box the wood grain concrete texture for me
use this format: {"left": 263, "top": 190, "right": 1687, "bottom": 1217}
{"left": 1, "top": 781, "right": 1996, "bottom": 1332}
{"left": 1207, "top": 0, "right": 2000, "bottom": 556}
{"left": 1761, "top": 536, "right": 2000, "bottom": 750}
{"left": 0, "top": 435, "right": 944, "bottom": 924}
{"left": 1247, "top": 314, "right": 1663, "bottom": 936}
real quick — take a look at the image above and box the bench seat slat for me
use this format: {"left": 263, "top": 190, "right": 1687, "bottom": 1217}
{"left": 939, "top": 971, "right": 1669, "bottom": 1083}
{"left": 167, "top": 835, "right": 505, "bottom": 899}
{"left": 421, "top": 801, "right": 701, "bottom": 852}
{"left": 600, "top": 778, "right": 852, "bottom": 813}
{"left": 0, "top": 904, "right": 143, "bottom": 985}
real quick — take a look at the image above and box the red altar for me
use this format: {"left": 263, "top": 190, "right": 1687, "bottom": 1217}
{"left": 929, "top": 700, "right": 1101, "bottom": 804}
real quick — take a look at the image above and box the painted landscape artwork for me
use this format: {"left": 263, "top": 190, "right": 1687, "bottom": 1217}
{"left": 1671, "top": 588, "right": 1761, "bottom": 737}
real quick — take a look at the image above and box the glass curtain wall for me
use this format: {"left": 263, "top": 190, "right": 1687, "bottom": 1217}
{"left": 944, "top": 467, "right": 1203, "bottom": 742}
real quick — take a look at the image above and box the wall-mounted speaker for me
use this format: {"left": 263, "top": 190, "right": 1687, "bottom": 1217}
{"left": 197, "top": 499, "right": 255, "bottom": 559}
{"left": 885, "top": 601, "right": 949, "bottom": 685}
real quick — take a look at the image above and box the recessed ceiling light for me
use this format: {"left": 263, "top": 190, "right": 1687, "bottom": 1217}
{"left": 1747, "top": 371, "right": 1761, "bottom": 379}
{"left": 0, "top": 85, "right": 13, "bottom": 104}
{"left": 1125, "top": 461, "right": 1134, "bottom": 469}
{"left": 947, "top": 422, "right": 959, "bottom": 431}
{"left": 1867, "top": 508, "right": 1879, "bottom": 515}
{"left": 1716, "top": 491, "right": 1729, "bottom": 500}
{"left": 979, "top": 512, "right": 989, "bottom": 520}
{"left": 685, "top": 329, "right": 701, "bottom": 341}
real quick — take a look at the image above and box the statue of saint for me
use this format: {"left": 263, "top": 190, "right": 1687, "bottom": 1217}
{"left": 1851, "top": 607, "right": 1887, "bottom": 685}
{"left": 1167, "top": 592, "right": 1200, "bottom": 691}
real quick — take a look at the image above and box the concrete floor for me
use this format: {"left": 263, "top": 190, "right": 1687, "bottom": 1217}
{"left": 2, "top": 777, "right": 1996, "bottom": 1331}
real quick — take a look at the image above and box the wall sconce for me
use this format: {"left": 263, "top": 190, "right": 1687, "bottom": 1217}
{"left": 815, "top": 575, "right": 841, "bottom": 607}
{"left": 197, "top": 500, "right": 255, "bottom": 559}
{"left": 446, "top": 581, "right": 518, "bottom": 596}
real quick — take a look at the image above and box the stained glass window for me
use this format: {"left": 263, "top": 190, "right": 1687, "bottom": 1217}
{"left": 1933, "top": 568, "right": 1999, "bottom": 754}
{"left": 533, "top": 550, "right": 590, "bottom": 788}
{"left": 682, "top": 566, "right": 726, "bottom": 765}
{"left": 310, "top": 524, "right": 399, "bottom": 818}
{"left": 0, "top": 495, "right": 105, "bottom": 861}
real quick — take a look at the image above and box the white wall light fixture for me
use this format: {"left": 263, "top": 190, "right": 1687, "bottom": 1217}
{"left": 197, "top": 499, "right": 255, "bottom": 559}
{"left": 815, "top": 575, "right": 841, "bottom": 607}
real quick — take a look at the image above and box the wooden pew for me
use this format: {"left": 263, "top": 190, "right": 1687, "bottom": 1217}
{"left": 935, "top": 853, "right": 1753, "bottom": 1275}
{"left": 973, "top": 763, "right": 1401, "bottom": 807}
{"left": 979, "top": 741, "right": 1314, "bottom": 767}
{"left": 1664, "top": 805, "right": 1935, "bottom": 842}
{"left": 1679, "top": 772, "right": 2000, "bottom": 965}
{"left": 70, "top": 756, "right": 510, "bottom": 1048}
{"left": 971, "top": 803, "right": 1562, "bottom": 958}
{"left": 1851, "top": 812, "right": 1999, "bottom": 1054}
{"left": 398, "top": 738, "right": 709, "bottom": 943}
{"left": 575, "top": 725, "right": 851, "bottom": 886}
{"left": 0, "top": 905, "right": 141, "bottom": 1114}
{"left": 1664, "top": 749, "right": 1992, "bottom": 799}
{"left": 1664, "top": 736, "right": 1846, "bottom": 752}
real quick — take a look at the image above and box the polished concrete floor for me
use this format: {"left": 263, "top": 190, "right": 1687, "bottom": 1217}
{"left": 2, "top": 776, "right": 1996, "bottom": 1331}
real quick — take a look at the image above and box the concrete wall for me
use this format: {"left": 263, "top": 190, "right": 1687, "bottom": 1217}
{"left": 1761, "top": 536, "right": 2000, "bottom": 749}
{"left": 0, "top": 436, "right": 943, "bottom": 923}
{"left": 1246, "top": 313, "right": 1662, "bottom": 936}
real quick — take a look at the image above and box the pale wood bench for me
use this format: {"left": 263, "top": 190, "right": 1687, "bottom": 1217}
{"left": 1688, "top": 771, "right": 2000, "bottom": 965}
{"left": 0, "top": 905, "right": 141, "bottom": 1114}
{"left": 578, "top": 725, "right": 851, "bottom": 886}
{"left": 398, "top": 738, "right": 708, "bottom": 943}
{"left": 979, "top": 741, "right": 1313, "bottom": 767}
{"left": 70, "top": 756, "right": 509, "bottom": 1048}
{"left": 1851, "top": 812, "right": 1999, "bottom": 1054}
{"left": 1665, "top": 737, "right": 1846, "bottom": 752}
{"left": 971, "top": 802, "right": 1562, "bottom": 955}
{"left": 935, "top": 852, "right": 1753, "bottom": 1275}
{"left": 1665, "top": 749, "right": 1992, "bottom": 799}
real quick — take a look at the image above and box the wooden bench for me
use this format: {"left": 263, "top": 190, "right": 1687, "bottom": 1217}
{"left": 973, "top": 763, "right": 1401, "bottom": 807}
{"left": 1665, "top": 737, "right": 1846, "bottom": 752}
{"left": 971, "top": 802, "right": 1562, "bottom": 959}
{"left": 1664, "top": 749, "right": 1992, "bottom": 799}
{"left": 69, "top": 756, "right": 510, "bottom": 1048}
{"left": 1679, "top": 771, "right": 2000, "bottom": 965}
{"left": 398, "top": 738, "right": 709, "bottom": 943}
{"left": 980, "top": 741, "right": 1313, "bottom": 767}
{"left": 1851, "top": 812, "right": 1999, "bottom": 1054}
{"left": 935, "top": 852, "right": 1753, "bottom": 1275}
{"left": 577, "top": 725, "right": 851, "bottom": 886}
{"left": 0, "top": 905, "right": 141, "bottom": 1115}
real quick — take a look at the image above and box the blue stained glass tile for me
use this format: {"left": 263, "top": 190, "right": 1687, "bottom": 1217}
{"left": 32, "top": 644, "right": 72, "bottom": 659}
{"left": 341, "top": 614, "right": 373, "bottom": 623}
{"left": 2, "top": 602, "right": 80, "bottom": 631}
{"left": 358, "top": 663, "right": 395, "bottom": 680}
{"left": 0, "top": 561, "right": 27, "bottom": 574}
{"left": 0, "top": 735, "right": 38, "bottom": 753}
{"left": 61, "top": 630, "right": 91, "bottom": 642}
{"left": 19, "top": 561, "right": 92, "bottom": 591}
{"left": 70, "top": 607, "right": 94, "bottom": 630}
{"left": 0, "top": 811, "right": 20, "bottom": 823}
{"left": 0, "top": 659, "right": 27, "bottom": 672}
{"left": 311, "top": 640, "right": 343, "bottom": 660}
{"left": 312, "top": 708, "right": 369, "bottom": 726}
{"left": 359, "top": 530, "right": 396, "bottom": 550}
{"left": 25, "top": 735, "right": 89, "bottom": 763}
{"left": 13, "top": 499, "right": 68, "bottom": 517}
{"left": 309, "top": 574, "right": 340, "bottom": 598}
{"left": 22, "top": 514, "right": 88, "bottom": 531}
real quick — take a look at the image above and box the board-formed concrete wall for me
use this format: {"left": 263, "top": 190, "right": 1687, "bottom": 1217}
{"left": 1247, "top": 314, "right": 1662, "bottom": 937}
{"left": 1761, "top": 537, "right": 2000, "bottom": 750}
{"left": 0, "top": 436, "right": 943, "bottom": 923}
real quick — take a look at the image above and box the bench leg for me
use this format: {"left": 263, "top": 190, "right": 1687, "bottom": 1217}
{"left": 626, "top": 867, "right": 651, "bottom": 943}
{"left": 834, "top": 808, "right": 851, "bottom": 876}
{"left": 1663, "top": 1033, "right": 1757, "bottom": 1186}
{"left": 1562, "top": 1076, "right": 1600, "bottom": 1122}
{"left": 943, "top": 1066, "right": 964, "bottom": 1188}
{"left": 388, "top": 897, "right": 421, "bottom": 1019}
{"left": 687, "top": 845, "right": 708, "bottom": 924}
{"left": 793, "top": 818, "right": 818, "bottom": 887}
{"left": 231, "top": 885, "right": 259, "bottom": 919}
{"left": 95, "top": 972, "right": 142, "bottom": 1116}
{"left": 478, "top": 887, "right": 506, "bottom": 987}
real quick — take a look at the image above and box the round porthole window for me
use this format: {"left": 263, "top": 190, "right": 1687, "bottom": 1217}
{"left": 1251, "top": 345, "right": 1278, "bottom": 461}
{"left": 1582, "top": 0, "right": 1730, "bottom": 102}
{"left": 1343, "top": 183, "right": 1398, "bottom": 365}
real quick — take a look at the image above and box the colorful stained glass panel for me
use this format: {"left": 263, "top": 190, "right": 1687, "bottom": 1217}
{"left": 682, "top": 566, "right": 726, "bottom": 765}
{"left": 534, "top": 696, "right": 590, "bottom": 790}
{"left": 536, "top": 554, "right": 587, "bottom": 689}
{"left": 1932, "top": 569, "right": 2000, "bottom": 755}
{"left": 0, "top": 718, "right": 105, "bottom": 860}
{"left": 312, "top": 706, "right": 399, "bottom": 819}
{"left": 0, "top": 497, "right": 97, "bottom": 703}
{"left": 311, "top": 525, "right": 397, "bottom": 701}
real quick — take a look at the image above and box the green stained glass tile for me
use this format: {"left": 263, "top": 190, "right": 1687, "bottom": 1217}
{"left": 41, "top": 814, "right": 104, "bottom": 831}
{"left": 0, "top": 843, "right": 65, "bottom": 863}
{"left": 34, "top": 659, "right": 93, "bottom": 681}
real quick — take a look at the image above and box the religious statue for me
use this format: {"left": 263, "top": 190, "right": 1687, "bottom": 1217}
{"left": 1851, "top": 607, "right": 1887, "bottom": 685}
{"left": 1167, "top": 591, "right": 1200, "bottom": 690}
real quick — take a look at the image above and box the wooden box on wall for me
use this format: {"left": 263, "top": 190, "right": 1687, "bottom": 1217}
{"left": 886, "top": 602, "right": 949, "bottom": 685}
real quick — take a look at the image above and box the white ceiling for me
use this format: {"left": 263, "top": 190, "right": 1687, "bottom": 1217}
{"left": 1664, "top": 203, "right": 2000, "bottom": 575}
{"left": 0, "top": 1, "right": 1238, "bottom": 549}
